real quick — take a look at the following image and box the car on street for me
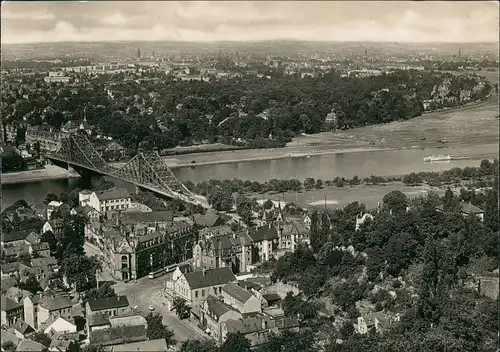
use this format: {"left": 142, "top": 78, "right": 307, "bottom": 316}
{"left": 148, "top": 305, "right": 155, "bottom": 311}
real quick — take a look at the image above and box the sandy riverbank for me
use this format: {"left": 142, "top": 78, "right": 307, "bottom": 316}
{"left": 1, "top": 165, "right": 80, "bottom": 185}
{"left": 160, "top": 94, "right": 498, "bottom": 168}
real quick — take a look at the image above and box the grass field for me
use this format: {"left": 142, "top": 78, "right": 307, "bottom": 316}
{"left": 249, "top": 183, "right": 446, "bottom": 210}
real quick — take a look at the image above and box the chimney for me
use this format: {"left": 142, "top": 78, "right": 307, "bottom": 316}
{"left": 117, "top": 296, "right": 121, "bottom": 301}
{"left": 202, "top": 268, "right": 206, "bottom": 277}
{"left": 268, "top": 223, "right": 272, "bottom": 229}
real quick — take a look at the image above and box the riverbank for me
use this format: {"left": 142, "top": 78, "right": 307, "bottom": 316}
{"left": 160, "top": 93, "right": 499, "bottom": 168}
{"left": 1, "top": 165, "right": 80, "bottom": 185}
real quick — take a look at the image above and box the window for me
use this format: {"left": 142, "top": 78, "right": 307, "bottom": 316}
{"left": 202, "top": 289, "right": 205, "bottom": 297}
{"left": 195, "top": 291, "right": 198, "bottom": 298}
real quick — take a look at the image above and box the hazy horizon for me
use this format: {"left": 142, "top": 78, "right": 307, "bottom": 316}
{"left": 2, "top": 1, "right": 499, "bottom": 45}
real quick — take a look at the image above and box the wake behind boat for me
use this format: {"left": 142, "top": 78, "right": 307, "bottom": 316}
{"left": 423, "top": 154, "right": 453, "bottom": 162}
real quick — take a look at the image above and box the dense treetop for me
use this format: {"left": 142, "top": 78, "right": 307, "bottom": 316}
{"left": 3, "top": 68, "right": 492, "bottom": 151}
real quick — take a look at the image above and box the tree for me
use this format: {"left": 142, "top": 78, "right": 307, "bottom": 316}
{"left": 314, "top": 179, "right": 323, "bottom": 189}
{"left": 67, "top": 341, "right": 82, "bottom": 352}
{"left": 442, "top": 187, "right": 459, "bottom": 212}
{"left": 145, "top": 312, "right": 176, "bottom": 346}
{"left": 258, "top": 330, "right": 316, "bottom": 352}
{"left": 383, "top": 190, "right": 408, "bottom": 213}
{"left": 303, "top": 177, "right": 315, "bottom": 189}
{"left": 179, "top": 339, "right": 217, "bottom": 352}
{"left": 1, "top": 341, "right": 15, "bottom": 352}
{"left": 84, "top": 282, "right": 116, "bottom": 302}
{"left": 43, "top": 193, "right": 59, "bottom": 205}
{"left": 263, "top": 199, "right": 274, "bottom": 210}
{"left": 82, "top": 344, "right": 105, "bottom": 352}
{"left": 40, "top": 230, "right": 57, "bottom": 255}
{"left": 309, "top": 211, "right": 322, "bottom": 253}
{"left": 31, "top": 332, "right": 51, "bottom": 347}
{"left": 220, "top": 332, "right": 251, "bottom": 352}
{"left": 61, "top": 254, "right": 101, "bottom": 292}
{"left": 403, "top": 172, "right": 423, "bottom": 185}
{"left": 17, "top": 274, "right": 43, "bottom": 294}
{"left": 172, "top": 297, "right": 191, "bottom": 320}
{"left": 417, "top": 238, "right": 457, "bottom": 328}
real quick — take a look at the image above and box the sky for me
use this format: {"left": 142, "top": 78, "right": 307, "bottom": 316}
{"left": 1, "top": 1, "right": 499, "bottom": 44}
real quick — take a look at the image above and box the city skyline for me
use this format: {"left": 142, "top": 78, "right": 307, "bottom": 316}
{"left": 1, "top": 1, "right": 499, "bottom": 44}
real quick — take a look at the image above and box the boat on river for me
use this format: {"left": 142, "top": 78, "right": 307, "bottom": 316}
{"left": 423, "top": 155, "right": 453, "bottom": 162}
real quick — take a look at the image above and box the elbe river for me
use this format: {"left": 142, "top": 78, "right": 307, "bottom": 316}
{"left": 2, "top": 143, "right": 498, "bottom": 211}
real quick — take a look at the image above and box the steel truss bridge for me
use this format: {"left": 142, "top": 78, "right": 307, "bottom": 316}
{"left": 48, "top": 134, "right": 209, "bottom": 208}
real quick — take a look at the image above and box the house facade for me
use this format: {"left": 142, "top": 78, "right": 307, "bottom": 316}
{"left": 166, "top": 267, "right": 237, "bottom": 307}
{"left": 200, "top": 295, "right": 242, "bottom": 344}
{"left": 1, "top": 295, "right": 24, "bottom": 327}
{"left": 221, "top": 282, "right": 262, "bottom": 314}
{"left": 79, "top": 188, "right": 132, "bottom": 213}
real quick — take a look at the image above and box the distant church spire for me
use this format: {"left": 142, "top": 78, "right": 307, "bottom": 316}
{"left": 136, "top": 48, "right": 141, "bottom": 59}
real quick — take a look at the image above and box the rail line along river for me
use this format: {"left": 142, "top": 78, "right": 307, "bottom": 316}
{"left": 2, "top": 142, "right": 498, "bottom": 211}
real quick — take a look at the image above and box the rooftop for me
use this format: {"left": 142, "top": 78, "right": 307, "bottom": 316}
{"left": 222, "top": 282, "right": 255, "bottom": 304}
{"left": 184, "top": 267, "right": 236, "bottom": 290}
{"left": 0, "top": 295, "right": 23, "bottom": 311}
{"left": 205, "top": 295, "right": 238, "bottom": 318}
{"left": 3, "top": 230, "right": 29, "bottom": 243}
{"left": 16, "top": 339, "right": 45, "bottom": 352}
{"left": 88, "top": 295, "right": 130, "bottom": 311}
{"left": 39, "top": 295, "right": 72, "bottom": 311}
{"left": 96, "top": 188, "right": 131, "bottom": 201}
{"left": 89, "top": 325, "right": 147, "bottom": 346}
{"left": 248, "top": 225, "right": 279, "bottom": 242}
{"left": 109, "top": 338, "right": 167, "bottom": 352}
{"left": 121, "top": 211, "right": 174, "bottom": 224}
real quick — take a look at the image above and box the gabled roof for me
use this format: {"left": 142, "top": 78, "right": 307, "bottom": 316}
{"left": 4, "top": 244, "right": 30, "bottom": 257}
{"left": 88, "top": 295, "right": 129, "bottom": 312}
{"left": 89, "top": 325, "right": 147, "bottom": 346}
{"left": 31, "top": 257, "right": 57, "bottom": 267}
{"left": 24, "top": 233, "right": 39, "bottom": 245}
{"left": 16, "top": 338, "right": 45, "bottom": 352}
{"left": 12, "top": 319, "right": 35, "bottom": 335}
{"left": 95, "top": 188, "right": 131, "bottom": 201}
{"left": 31, "top": 242, "right": 50, "bottom": 251}
{"left": 3, "top": 230, "right": 29, "bottom": 242}
{"left": 88, "top": 313, "right": 110, "bottom": 327}
{"left": 1, "top": 262, "right": 21, "bottom": 274}
{"left": 238, "top": 280, "right": 263, "bottom": 292}
{"left": 121, "top": 211, "right": 174, "bottom": 224}
{"left": 222, "top": 282, "right": 254, "bottom": 304}
{"left": 0, "top": 295, "right": 23, "bottom": 311}
{"left": 460, "top": 202, "right": 484, "bottom": 214}
{"left": 38, "top": 295, "right": 72, "bottom": 311}
{"left": 204, "top": 210, "right": 223, "bottom": 227}
{"left": 204, "top": 295, "right": 238, "bottom": 319}
{"left": 46, "top": 219, "right": 64, "bottom": 229}
{"left": 1, "top": 329, "right": 21, "bottom": 347}
{"left": 248, "top": 225, "right": 278, "bottom": 242}
{"left": 109, "top": 338, "right": 167, "bottom": 352}
{"left": 184, "top": 267, "right": 236, "bottom": 290}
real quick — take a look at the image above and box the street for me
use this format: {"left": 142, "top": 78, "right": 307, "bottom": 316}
{"left": 114, "top": 276, "right": 207, "bottom": 342}
{"left": 84, "top": 242, "right": 207, "bottom": 342}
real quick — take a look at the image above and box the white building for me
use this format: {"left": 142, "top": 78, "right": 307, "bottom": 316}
{"left": 79, "top": 188, "right": 131, "bottom": 213}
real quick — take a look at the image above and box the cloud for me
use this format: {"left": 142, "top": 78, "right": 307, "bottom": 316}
{"left": 100, "top": 13, "right": 128, "bottom": 26}
{"left": 2, "top": 10, "right": 56, "bottom": 21}
{"left": 1, "top": 1, "right": 498, "bottom": 44}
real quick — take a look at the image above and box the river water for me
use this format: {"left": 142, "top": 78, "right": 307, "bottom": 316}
{"left": 2, "top": 143, "right": 498, "bottom": 211}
